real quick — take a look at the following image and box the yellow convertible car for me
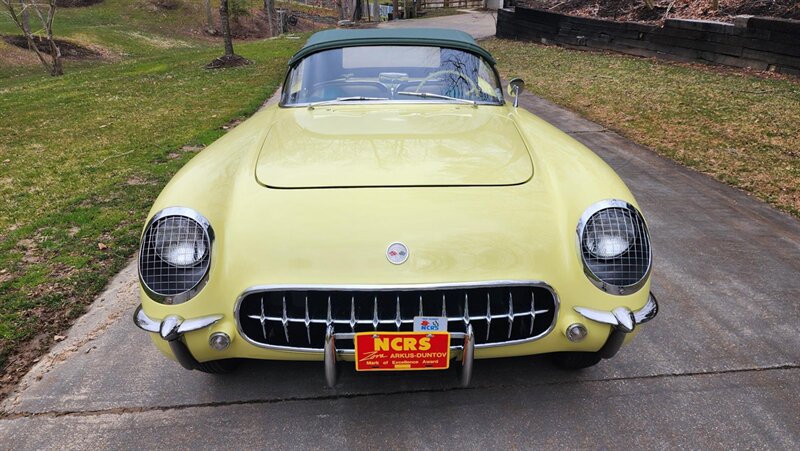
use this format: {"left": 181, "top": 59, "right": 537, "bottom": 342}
{"left": 134, "top": 28, "right": 657, "bottom": 387}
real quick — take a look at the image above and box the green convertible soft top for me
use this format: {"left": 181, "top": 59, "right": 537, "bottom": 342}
{"left": 287, "top": 28, "right": 496, "bottom": 66}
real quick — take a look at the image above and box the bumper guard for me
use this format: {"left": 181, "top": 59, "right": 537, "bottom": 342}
{"left": 574, "top": 293, "right": 659, "bottom": 358}
{"left": 133, "top": 306, "right": 222, "bottom": 370}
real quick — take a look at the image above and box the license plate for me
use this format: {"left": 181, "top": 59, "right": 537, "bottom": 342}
{"left": 354, "top": 332, "right": 450, "bottom": 371}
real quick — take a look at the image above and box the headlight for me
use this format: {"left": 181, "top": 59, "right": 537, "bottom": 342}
{"left": 153, "top": 218, "right": 208, "bottom": 267}
{"left": 584, "top": 209, "right": 635, "bottom": 259}
{"left": 577, "top": 200, "right": 651, "bottom": 295}
{"left": 139, "top": 207, "right": 213, "bottom": 304}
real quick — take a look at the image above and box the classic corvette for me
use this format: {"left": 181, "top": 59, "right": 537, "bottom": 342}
{"left": 134, "top": 28, "right": 657, "bottom": 386}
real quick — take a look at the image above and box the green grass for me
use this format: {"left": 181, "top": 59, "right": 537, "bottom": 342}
{"left": 0, "top": 0, "right": 305, "bottom": 376}
{"left": 483, "top": 38, "right": 800, "bottom": 218}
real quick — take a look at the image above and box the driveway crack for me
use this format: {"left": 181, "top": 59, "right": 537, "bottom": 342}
{"left": 1, "top": 362, "right": 797, "bottom": 420}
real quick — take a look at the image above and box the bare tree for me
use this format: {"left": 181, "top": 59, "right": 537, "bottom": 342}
{"left": 206, "top": 0, "right": 251, "bottom": 68}
{"left": 19, "top": 0, "right": 30, "bottom": 33}
{"left": 203, "top": 0, "right": 215, "bottom": 34}
{"left": 219, "top": 0, "right": 235, "bottom": 57}
{"left": 2, "top": 0, "right": 63, "bottom": 76}
{"left": 263, "top": 0, "right": 276, "bottom": 36}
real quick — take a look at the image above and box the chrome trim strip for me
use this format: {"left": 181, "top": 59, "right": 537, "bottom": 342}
{"left": 233, "top": 280, "right": 560, "bottom": 354}
{"left": 573, "top": 292, "right": 659, "bottom": 332}
{"left": 575, "top": 199, "right": 652, "bottom": 296}
{"left": 283, "top": 100, "right": 503, "bottom": 108}
{"left": 138, "top": 206, "right": 215, "bottom": 305}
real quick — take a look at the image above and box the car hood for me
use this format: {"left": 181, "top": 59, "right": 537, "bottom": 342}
{"left": 254, "top": 105, "right": 533, "bottom": 188}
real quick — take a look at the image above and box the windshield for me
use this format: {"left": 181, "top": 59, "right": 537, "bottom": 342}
{"left": 281, "top": 46, "right": 504, "bottom": 106}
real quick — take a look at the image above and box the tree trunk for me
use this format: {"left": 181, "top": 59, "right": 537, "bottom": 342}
{"left": 45, "top": 0, "right": 62, "bottom": 76}
{"left": 392, "top": 0, "right": 398, "bottom": 20}
{"left": 264, "top": 0, "right": 276, "bottom": 37}
{"left": 336, "top": 0, "right": 344, "bottom": 20}
{"left": 20, "top": 1, "right": 30, "bottom": 34}
{"left": 203, "top": 0, "right": 214, "bottom": 34}
{"left": 219, "top": 0, "right": 235, "bottom": 57}
{"left": 352, "top": 0, "right": 362, "bottom": 21}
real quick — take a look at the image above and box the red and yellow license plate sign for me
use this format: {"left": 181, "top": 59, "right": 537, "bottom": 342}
{"left": 354, "top": 332, "right": 450, "bottom": 371}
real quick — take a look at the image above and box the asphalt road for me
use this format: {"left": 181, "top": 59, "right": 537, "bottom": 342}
{"left": 2, "top": 12, "right": 799, "bottom": 450}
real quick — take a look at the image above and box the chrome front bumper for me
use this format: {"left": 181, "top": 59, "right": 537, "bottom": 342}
{"left": 133, "top": 293, "right": 659, "bottom": 385}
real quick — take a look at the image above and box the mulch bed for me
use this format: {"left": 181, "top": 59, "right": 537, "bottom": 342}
{"left": 2, "top": 35, "right": 103, "bottom": 59}
{"left": 204, "top": 54, "right": 253, "bottom": 69}
{"left": 55, "top": 0, "right": 104, "bottom": 6}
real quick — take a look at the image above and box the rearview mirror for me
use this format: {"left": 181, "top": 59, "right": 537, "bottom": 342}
{"left": 507, "top": 78, "right": 525, "bottom": 108}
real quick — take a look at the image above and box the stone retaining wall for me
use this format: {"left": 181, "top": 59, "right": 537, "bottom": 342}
{"left": 496, "top": 7, "right": 800, "bottom": 75}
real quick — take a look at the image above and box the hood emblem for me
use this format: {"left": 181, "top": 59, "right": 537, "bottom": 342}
{"left": 386, "top": 242, "right": 409, "bottom": 265}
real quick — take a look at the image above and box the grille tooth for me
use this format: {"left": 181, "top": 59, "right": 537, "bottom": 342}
{"left": 281, "top": 295, "right": 289, "bottom": 343}
{"left": 463, "top": 293, "right": 470, "bottom": 327}
{"left": 304, "top": 295, "right": 311, "bottom": 345}
{"left": 372, "top": 296, "right": 379, "bottom": 330}
{"left": 395, "top": 295, "right": 402, "bottom": 330}
{"left": 507, "top": 291, "right": 514, "bottom": 339}
{"left": 326, "top": 295, "right": 332, "bottom": 327}
{"left": 260, "top": 297, "right": 267, "bottom": 339}
{"left": 238, "top": 285, "right": 557, "bottom": 351}
{"left": 486, "top": 292, "right": 492, "bottom": 342}
{"left": 349, "top": 296, "right": 356, "bottom": 332}
{"left": 530, "top": 290, "right": 535, "bottom": 335}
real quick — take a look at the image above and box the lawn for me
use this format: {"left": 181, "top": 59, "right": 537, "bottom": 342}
{"left": 483, "top": 38, "right": 800, "bottom": 218}
{"left": 0, "top": 0, "right": 305, "bottom": 386}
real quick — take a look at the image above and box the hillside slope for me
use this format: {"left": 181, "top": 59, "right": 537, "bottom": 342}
{"left": 518, "top": 0, "right": 800, "bottom": 23}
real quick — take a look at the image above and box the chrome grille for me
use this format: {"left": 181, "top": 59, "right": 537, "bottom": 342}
{"left": 236, "top": 283, "right": 558, "bottom": 352}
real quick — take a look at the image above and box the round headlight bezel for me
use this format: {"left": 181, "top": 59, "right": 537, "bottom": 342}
{"left": 577, "top": 200, "right": 651, "bottom": 295}
{"left": 138, "top": 207, "right": 214, "bottom": 304}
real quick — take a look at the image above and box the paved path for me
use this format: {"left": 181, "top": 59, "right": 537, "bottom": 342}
{"left": 379, "top": 10, "right": 498, "bottom": 39}
{"left": 2, "top": 12, "right": 799, "bottom": 450}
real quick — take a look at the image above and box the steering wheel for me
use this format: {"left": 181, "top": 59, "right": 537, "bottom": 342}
{"left": 415, "top": 70, "right": 477, "bottom": 96}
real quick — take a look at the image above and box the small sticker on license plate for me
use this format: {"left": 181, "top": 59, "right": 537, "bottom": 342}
{"left": 354, "top": 332, "right": 450, "bottom": 371}
{"left": 413, "top": 316, "right": 447, "bottom": 332}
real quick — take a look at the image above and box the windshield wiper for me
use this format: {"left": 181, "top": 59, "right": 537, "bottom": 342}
{"left": 396, "top": 91, "right": 476, "bottom": 107}
{"left": 307, "top": 96, "right": 390, "bottom": 109}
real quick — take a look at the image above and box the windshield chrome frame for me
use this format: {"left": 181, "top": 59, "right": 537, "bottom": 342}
{"left": 278, "top": 45, "right": 506, "bottom": 108}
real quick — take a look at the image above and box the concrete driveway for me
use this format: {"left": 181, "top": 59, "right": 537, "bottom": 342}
{"left": 379, "top": 10, "right": 498, "bottom": 40}
{"left": 2, "top": 12, "right": 799, "bottom": 450}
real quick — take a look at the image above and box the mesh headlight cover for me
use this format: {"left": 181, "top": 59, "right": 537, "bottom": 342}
{"left": 139, "top": 208, "right": 212, "bottom": 304}
{"left": 579, "top": 201, "right": 651, "bottom": 295}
